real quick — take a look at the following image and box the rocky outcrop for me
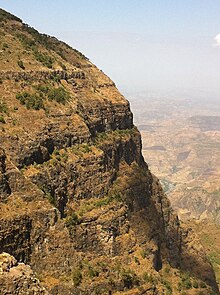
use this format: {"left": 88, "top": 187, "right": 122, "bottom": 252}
{"left": 0, "top": 70, "right": 86, "bottom": 82}
{"left": 0, "top": 252, "right": 48, "bottom": 294}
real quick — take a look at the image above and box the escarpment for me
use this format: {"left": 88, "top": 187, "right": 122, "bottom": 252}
{"left": 0, "top": 8, "right": 219, "bottom": 295}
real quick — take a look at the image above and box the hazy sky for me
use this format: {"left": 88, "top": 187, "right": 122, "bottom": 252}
{"left": 1, "top": 0, "right": 220, "bottom": 99}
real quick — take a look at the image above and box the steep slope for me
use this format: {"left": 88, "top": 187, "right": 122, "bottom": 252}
{"left": 0, "top": 9, "right": 219, "bottom": 295}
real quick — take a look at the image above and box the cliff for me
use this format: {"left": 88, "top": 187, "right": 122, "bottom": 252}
{"left": 0, "top": 8, "right": 219, "bottom": 295}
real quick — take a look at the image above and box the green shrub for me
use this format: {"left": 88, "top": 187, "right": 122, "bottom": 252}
{"left": 87, "top": 266, "right": 99, "bottom": 278}
{"left": 142, "top": 272, "right": 154, "bottom": 284}
{"left": 0, "top": 9, "right": 22, "bottom": 22}
{"left": 140, "top": 250, "right": 147, "bottom": 259}
{"left": 59, "top": 62, "right": 67, "bottom": 70}
{"left": 48, "top": 87, "right": 70, "bottom": 103}
{"left": 33, "top": 49, "right": 53, "bottom": 68}
{"left": 164, "top": 266, "right": 171, "bottom": 273}
{"left": 35, "top": 84, "right": 50, "bottom": 94}
{"left": 17, "top": 60, "right": 25, "bottom": 70}
{"left": 51, "top": 72, "right": 61, "bottom": 83}
{"left": 0, "top": 116, "right": 5, "bottom": 123}
{"left": 72, "top": 268, "right": 82, "bottom": 286}
{"left": 2, "top": 43, "right": 8, "bottom": 49}
{"left": 0, "top": 100, "right": 8, "bottom": 113}
{"left": 120, "top": 269, "right": 138, "bottom": 289}
{"left": 71, "top": 144, "right": 92, "bottom": 157}
{"left": 65, "top": 212, "right": 79, "bottom": 227}
{"left": 134, "top": 256, "right": 140, "bottom": 265}
{"left": 162, "top": 279, "right": 172, "bottom": 294}
{"left": 94, "top": 196, "right": 113, "bottom": 208}
{"left": 179, "top": 273, "right": 192, "bottom": 290}
{"left": 46, "top": 192, "right": 55, "bottom": 205}
{"left": 200, "top": 281, "right": 207, "bottom": 288}
{"left": 183, "top": 278, "right": 192, "bottom": 289}
{"left": 17, "top": 33, "right": 36, "bottom": 50}
{"left": 95, "top": 132, "right": 108, "bottom": 142}
{"left": 16, "top": 92, "right": 44, "bottom": 110}
{"left": 192, "top": 280, "right": 199, "bottom": 288}
{"left": 53, "top": 149, "right": 60, "bottom": 156}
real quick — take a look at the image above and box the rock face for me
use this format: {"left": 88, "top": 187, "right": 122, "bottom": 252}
{"left": 0, "top": 8, "right": 219, "bottom": 295}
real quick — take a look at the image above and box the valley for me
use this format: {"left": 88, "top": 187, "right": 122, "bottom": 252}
{"left": 129, "top": 94, "right": 220, "bottom": 222}
{"left": 129, "top": 92, "right": 220, "bottom": 286}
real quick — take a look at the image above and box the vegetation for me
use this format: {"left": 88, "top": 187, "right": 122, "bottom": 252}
{"left": 87, "top": 265, "right": 99, "bottom": 278}
{"left": 161, "top": 279, "right": 172, "bottom": 294}
{"left": 65, "top": 212, "right": 79, "bottom": 228}
{"left": 16, "top": 21, "right": 88, "bottom": 64}
{"left": 71, "top": 144, "right": 93, "bottom": 157}
{"left": 177, "top": 272, "right": 206, "bottom": 292}
{"left": 16, "top": 32, "right": 54, "bottom": 68}
{"left": 16, "top": 83, "right": 70, "bottom": 110}
{"left": 47, "top": 86, "right": 70, "bottom": 103}
{"left": 120, "top": 268, "right": 139, "bottom": 289}
{"left": 94, "top": 128, "right": 136, "bottom": 145}
{"left": 142, "top": 272, "right": 155, "bottom": 284}
{"left": 140, "top": 248, "right": 151, "bottom": 259}
{"left": 35, "top": 83, "right": 70, "bottom": 104}
{"left": 72, "top": 268, "right": 82, "bottom": 286}
{"left": 0, "top": 100, "right": 8, "bottom": 114}
{"left": 16, "top": 33, "right": 36, "bottom": 50}
{"left": 58, "top": 61, "right": 67, "bottom": 70}
{"left": 21, "top": 25, "right": 68, "bottom": 61}
{"left": 75, "top": 193, "right": 122, "bottom": 217}
{"left": 33, "top": 49, "right": 53, "bottom": 68}
{"left": 0, "top": 116, "right": 6, "bottom": 123}
{"left": 17, "top": 60, "right": 25, "bottom": 69}
{"left": 2, "top": 42, "right": 9, "bottom": 50}
{"left": 0, "top": 8, "right": 22, "bottom": 23}
{"left": 16, "top": 92, "right": 44, "bottom": 110}
{"left": 45, "top": 192, "right": 55, "bottom": 205}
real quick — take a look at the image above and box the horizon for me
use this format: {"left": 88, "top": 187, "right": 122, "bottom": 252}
{"left": 1, "top": 1, "right": 220, "bottom": 100}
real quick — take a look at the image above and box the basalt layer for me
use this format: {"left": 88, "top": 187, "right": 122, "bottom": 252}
{"left": 0, "top": 9, "right": 219, "bottom": 295}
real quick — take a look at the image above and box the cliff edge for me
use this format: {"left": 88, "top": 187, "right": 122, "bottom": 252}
{"left": 0, "top": 8, "right": 219, "bottom": 295}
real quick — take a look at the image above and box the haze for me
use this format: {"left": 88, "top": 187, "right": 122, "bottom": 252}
{"left": 1, "top": 0, "right": 220, "bottom": 100}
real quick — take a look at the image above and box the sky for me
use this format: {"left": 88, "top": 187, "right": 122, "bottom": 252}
{"left": 1, "top": 0, "right": 220, "bottom": 99}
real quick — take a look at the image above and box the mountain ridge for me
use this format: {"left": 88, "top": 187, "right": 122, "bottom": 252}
{"left": 0, "top": 8, "right": 219, "bottom": 294}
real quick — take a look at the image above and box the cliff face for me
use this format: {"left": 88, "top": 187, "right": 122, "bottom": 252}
{"left": 0, "top": 9, "right": 219, "bottom": 295}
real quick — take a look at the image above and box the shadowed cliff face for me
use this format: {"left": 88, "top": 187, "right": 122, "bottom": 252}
{"left": 0, "top": 8, "right": 219, "bottom": 295}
